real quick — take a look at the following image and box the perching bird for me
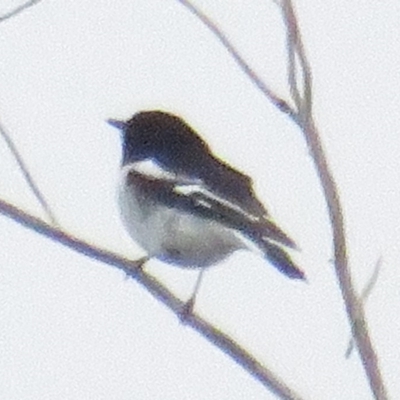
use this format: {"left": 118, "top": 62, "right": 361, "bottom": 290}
{"left": 108, "top": 110, "right": 304, "bottom": 310}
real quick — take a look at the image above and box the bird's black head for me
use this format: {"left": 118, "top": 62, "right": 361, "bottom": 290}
{"left": 108, "top": 110, "right": 212, "bottom": 172}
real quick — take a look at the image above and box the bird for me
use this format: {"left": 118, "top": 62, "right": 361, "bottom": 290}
{"left": 108, "top": 110, "right": 304, "bottom": 312}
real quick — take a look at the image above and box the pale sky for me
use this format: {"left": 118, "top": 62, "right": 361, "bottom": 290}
{"left": 1, "top": 1, "right": 400, "bottom": 399}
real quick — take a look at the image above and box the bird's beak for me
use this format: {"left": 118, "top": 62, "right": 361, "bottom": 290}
{"left": 107, "top": 118, "right": 128, "bottom": 131}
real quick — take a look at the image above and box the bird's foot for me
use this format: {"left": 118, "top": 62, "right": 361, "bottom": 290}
{"left": 179, "top": 297, "right": 196, "bottom": 323}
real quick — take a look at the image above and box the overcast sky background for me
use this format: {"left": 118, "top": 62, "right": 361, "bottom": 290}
{"left": 1, "top": 1, "right": 400, "bottom": 399}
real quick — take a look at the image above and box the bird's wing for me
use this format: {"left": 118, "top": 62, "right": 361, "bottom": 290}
{"left": 173, "top": 182, "right": 297, "bottom": 249}
{"left": 125, "top": 165, "right": 304, "bottom": 280}
{"left": 204, "top": 158, "right": 271, "bottom": 219}
{"left": 125, "top": 163, "right": 296, "bottom": 249}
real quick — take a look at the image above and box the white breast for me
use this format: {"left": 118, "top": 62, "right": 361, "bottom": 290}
{"left": 118, "top": 167, "right": 245, "bottom": 268}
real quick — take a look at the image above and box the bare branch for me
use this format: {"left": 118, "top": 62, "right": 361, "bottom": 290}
{"left": 0, "top": 198, "right": 305, "bottom": 400}
{"left": 175, "top": 0, "right": 297, "bottom": 120}
{"left": 176, "top": 1, "right": 388, "bottom": 398}
{"left": 0, "top": 122, "right": 58, "bottom": 226}
{"left": 277, "top": 2, "right": 387, "bottom": 398}
{"left": 300, "top": 115, "right": 387, "bottom": 400}
{"left": 0, "top": 0, "right": 43, "bottom": 23}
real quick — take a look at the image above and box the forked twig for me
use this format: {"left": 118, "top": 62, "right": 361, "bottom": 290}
{"left": 346, "top": 259, "right": 382, "bottom": 358}
{"left": 176, "top": 0, "right": 297, "bottom": 120}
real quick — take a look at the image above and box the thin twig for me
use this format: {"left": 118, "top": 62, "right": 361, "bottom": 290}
{"left": 176, "top": 0, "right": 297, "bottom": 120}
{"left": 359, "top": 258, "right": 382, "bottom": 307}
{"left": 346, "top": 258, "right": 382, "bottom": 358}
{"left": 279, "top": 3, "right": 302, "bottom": 112}
{"left": 277, "top": 1, "right": 313, "bottom": 118}
{"left": 0, "top": 198, "right": 304, "bottom": 400}
{"left": 0, "top": 0, "right": 43, "bottom": 23}
{"left": 0, "top": 122, "right": 58, "bottom": 226}
{"left": 282, "top": 2, "right": 313, "bottom": 117}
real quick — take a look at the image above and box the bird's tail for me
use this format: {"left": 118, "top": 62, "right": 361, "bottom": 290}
{"left": 258, "top": 217, "right": 298, "bottom": 249}
{"left": 257, "top": 238, "right": 305, "bottom": 280}
{"left": 242, "top": 219, "right": 304, "bottom": 279}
